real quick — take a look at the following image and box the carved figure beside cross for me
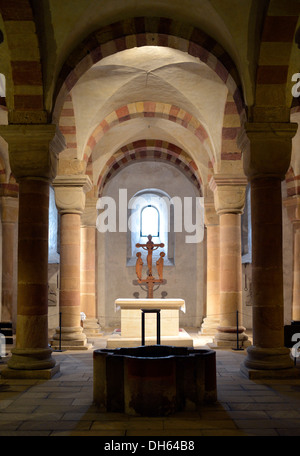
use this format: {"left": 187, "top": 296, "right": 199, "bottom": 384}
{"left": 136, "top": 235, "right": 164, "bottom": 275}
{"left": 135, "top": 235, "right": 165, "bottom": 298}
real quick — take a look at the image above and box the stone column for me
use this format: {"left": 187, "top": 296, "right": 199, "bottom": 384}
{"left": 239, "top": 122, "right": 299, "bottom": 378}
{"left": 0, "top": 124, "right": 60, "bottom": 378}
{"left": 0, "top": 196, "right": 18, "bottom": 325}
{"left": 52, "top": 175, "right": 92, "bottom": 349}
{"left": 284, "top": 196, "right": 300, "bottom": 323}
{"left": 81, "top": 198, "right": 102, "bottom": 336}
{"left": 210, "top": 175, "right": 250, "bottom": 348}
{"left": 200, "top": 200, "right": 220, "bottom": 335}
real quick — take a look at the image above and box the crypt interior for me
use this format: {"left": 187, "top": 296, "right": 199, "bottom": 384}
{"left": 0, "top": 0, "right": 300, "bottom": 437}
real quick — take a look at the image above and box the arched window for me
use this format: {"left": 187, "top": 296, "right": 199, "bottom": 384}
{"left": 140, "top": 205, "right": 159, "bottom": 237}
{"left": 127, "top": 189, "right": 175, "bottom": 266}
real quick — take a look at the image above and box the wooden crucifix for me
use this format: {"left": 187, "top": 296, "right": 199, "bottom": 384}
{"left": 135, "top": 235, "right": 165, "bottom": 298}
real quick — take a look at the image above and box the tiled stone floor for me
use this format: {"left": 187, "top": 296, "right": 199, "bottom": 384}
{"left": 0, "top": 329, "right": 300, "bottom": 437}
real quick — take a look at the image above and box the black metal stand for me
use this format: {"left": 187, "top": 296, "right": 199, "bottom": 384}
{"left": 232, "top": 310, "right": 244, "bottom": 351}
{"left": 141, "top": 309, "right": 161, "bottom": 346}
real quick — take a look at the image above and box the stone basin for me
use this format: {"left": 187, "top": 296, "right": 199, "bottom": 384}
{"left": 93, "top": 345, "right": 217, "bottom": 416}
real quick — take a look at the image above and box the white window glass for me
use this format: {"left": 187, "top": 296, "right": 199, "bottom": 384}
{"left": 141, "top": 205, "right": 159, "bottom": 237}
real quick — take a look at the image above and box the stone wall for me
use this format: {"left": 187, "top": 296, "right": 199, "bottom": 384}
{"left": 39, "top": 171, "right": 295, "bottom": 333}
{"left": 96, "top": 161, "right": 205, "bottom": 329}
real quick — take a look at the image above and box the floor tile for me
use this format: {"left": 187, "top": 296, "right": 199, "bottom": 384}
{"left": 0, "top": 330, "right": 300, "bottom": 436}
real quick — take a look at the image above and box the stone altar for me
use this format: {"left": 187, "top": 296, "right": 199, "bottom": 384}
{"left": 106, "top": 298, "right": 193, "bottom": 348}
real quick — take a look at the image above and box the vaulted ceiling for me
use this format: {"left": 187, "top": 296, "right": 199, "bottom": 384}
{"left": 0, "top": 0, "right": 299, "bottom": 197}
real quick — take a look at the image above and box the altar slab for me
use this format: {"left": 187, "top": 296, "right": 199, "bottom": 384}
{"left": 106, "top": 298, "right": 193, "bottom": 348}
{"left": 115, "top": 298, "right": 186, "bottom": 311}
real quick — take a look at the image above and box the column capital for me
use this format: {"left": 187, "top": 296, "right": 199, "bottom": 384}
{"left": 283, "top": 195, "right": 300, "bottom": 222}
{"left": 238, "top": 122, "right": 298, "bottom": 180}
{"left": 0, "top": 124, "right": 61, "bottom": 181}
{"left": 209, "top": 174, "right": 248, "bottom": 215}
{"left": 53, "top": 174, "right": 92, "bottom": 215}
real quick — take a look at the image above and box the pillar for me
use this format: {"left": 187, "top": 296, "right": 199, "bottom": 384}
{"left": 0, "top": 124, "right": 60, "bottom": 378}
{"left": 52, "top": 175, "right": 92, "bottom": 349}
{"left": 239, "top": 122, "right": 299, "bottom": 378}
{"left": 81, "top": 198, "right": 102, "bottom": 336}
{"left": 0, "top": 196, "right": 18, "bottom": 326}
{"left": 200, "top": 200, "right": 220, "bottom": 335}
{"left": 284, "top": 196, "right": 300, "bottom": 323}
{"left": 210, "top": 175, "right": 250, "bottom": 348}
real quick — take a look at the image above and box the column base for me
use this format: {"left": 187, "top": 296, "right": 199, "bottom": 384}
{"left": 199, "top": 317, "right": 220, "bottom": 335}
{"left": 51, "top": 326, "right": 93, "bottom": 350}
{"left": 51, "top": 342, "right": 92, "bottom": 350}
{"left": 82, "top": 318, "right": 103, "bottom": 337}
{"left": 1, "top": 347, "right": 59, "bottom": 379}
{"left": 1, "top": 364, "right": 60, "bottom": 379}
{"left": 240, "top": 363, "right": 300, "bottom": 380}
{"left": 210, "top": 327, "right": 251, "bottom": 349}
{"left": 241, "top": 345, "right": 300, "bottom": 378}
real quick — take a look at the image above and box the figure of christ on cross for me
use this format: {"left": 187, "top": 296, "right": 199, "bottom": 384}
{"left": 136, "top": 235, "right": 164, "bottom": 276}
{"left": 135, "top": 235, "right": 165, "bottom": 298}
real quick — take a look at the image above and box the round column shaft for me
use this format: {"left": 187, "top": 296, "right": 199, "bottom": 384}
{"left": 8, "top": 179, "right": 55, "bottom": 370}
{"left": 80, "top": 224, "right": 102, "bottom": 336}
{"left": 1, "top": 196, "right": 18, "bottom": 325}
{"left": 201, "top": 202, "right": 220, "bottom": 335}
{"left": 80, "top": 225, "right": 96, "bottom": 318}
{"left": 209, "top": 176, "right": 249, "bottom": 348}
{"left": 0, "top": 124, "right": 60, "bottom": 378}
{"left": 59, "top": 212, "right": 86, "bottom": 344}
{"left": 284, "top": 196, "right": 300, "bottom": 323}
{"left": 239, "top": 121, "right": 299, "bottom": 378}
{"left": 52, "top": 175, "right": 92, "bottom": 350}
{"left": 80, "top": 198, "right": 102, "bottom": 336}
{"left": 250, "top": 178, "right": 285, "bottom": 348}
{"left": 293, "top": 221, "right": 300, "bottom": 322}
{"left": 215, "top": 212, "right": 249, "bottom": 347}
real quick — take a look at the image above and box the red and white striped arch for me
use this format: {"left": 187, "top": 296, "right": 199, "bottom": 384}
{"left": 91, "top": 139, "right": 203, "bottom": 197}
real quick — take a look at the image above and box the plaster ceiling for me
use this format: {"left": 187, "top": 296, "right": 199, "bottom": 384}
{"left": 41, "top": 0, "right": 256, "bottom": 109}
{"left": 90, "top": 117, "right": 211, "bottom": 186}
{"left": 70, "top": 46, "right": 228, "bottom": 182}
